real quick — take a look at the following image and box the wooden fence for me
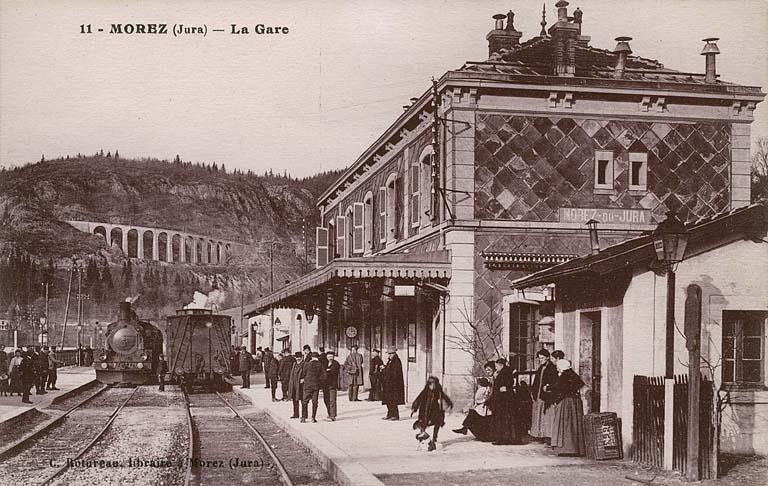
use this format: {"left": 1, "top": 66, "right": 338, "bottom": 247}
{"left": 633, "top": 374, "right": 716, "bottom": 478}
{"left": 672, "top": 374, "right": 715, "bottom": 478}
{"left": 632, "top": 375, "right": 665, "bottom": 467}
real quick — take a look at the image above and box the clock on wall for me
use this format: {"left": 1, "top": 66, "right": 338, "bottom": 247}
{"left": 345, "top": 326, "right": 358, "bottom": 338}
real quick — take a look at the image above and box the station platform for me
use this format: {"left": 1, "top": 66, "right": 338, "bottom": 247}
{"left": 235, "top": 372, "right": 635, "bottom": 486}
{"left": 0, "top": 366, "right": 96, "bottom": 425}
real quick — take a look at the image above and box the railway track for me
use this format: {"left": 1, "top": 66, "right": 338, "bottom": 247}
{"left": 0, "top": 385, "right": 139, "bottom": 485}
{"left": 185, "top": 391, "right": 294, "bottom": 486}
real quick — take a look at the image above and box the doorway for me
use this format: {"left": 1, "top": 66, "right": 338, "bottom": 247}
{"left": 579, "top": 311, "right": 602, "bottom": 413}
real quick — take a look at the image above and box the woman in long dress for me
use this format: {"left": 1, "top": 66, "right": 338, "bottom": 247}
{"left": 8, "top": 349, "right": 24, "bottom": 397}
{"left": 530, "top": 349, "right": 557, "bottom": 441}
{"left": 411, "top": 376, "right": 453, "bottom": 451}
{"left": 453, "top": 362, "right": 496, "bottom": 441}
{"left": 546, "top": 358, "right": 586, "bottom": 456}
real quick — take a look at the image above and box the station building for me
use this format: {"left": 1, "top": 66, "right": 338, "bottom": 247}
{"left": 253, "top": 2, "right": 764, "bottom": 402}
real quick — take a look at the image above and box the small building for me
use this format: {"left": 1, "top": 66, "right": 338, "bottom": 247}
{"left": 253, "top": 3, "right": 764, "bottom": 403}
{"left": 512, "top": 202, "right": 768, "bottom": 456}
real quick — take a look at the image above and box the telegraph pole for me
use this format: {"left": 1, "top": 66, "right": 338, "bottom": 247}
{"left": 60, "top": 259, "right": 75, "bottom": 348}
{"left": 77, "top": 265, "right": 83, "bottom": 365}
{"left": 42, "top": 282, "right": 50, "bottom": 346}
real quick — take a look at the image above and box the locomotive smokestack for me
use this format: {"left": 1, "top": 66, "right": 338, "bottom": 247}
{"left": 119, "top": 302, "right": 132, "bottom": 321}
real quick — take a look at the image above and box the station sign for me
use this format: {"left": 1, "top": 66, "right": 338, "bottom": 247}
{"left": 559, "top": 208, "right": 652, "bottom": 225}
{"left": 394, "top": 285, "right": 416, "bottom": 296}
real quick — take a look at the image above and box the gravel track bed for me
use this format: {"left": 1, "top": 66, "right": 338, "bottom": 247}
{"left": 239, "top": 410, "right": 338, "bottom": 486}
{"left": 51, "top": 386, "right": 189, "bottom": 486}
{"left": 45, "top": 382, "right": 105, "bottom": 411}
{"left": 0, "top": 389, "right": 136, "bottom": 484}
{"left": 0, "top": 409, "right": 52, "bottom": 450}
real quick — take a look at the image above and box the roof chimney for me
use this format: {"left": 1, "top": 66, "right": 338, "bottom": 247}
{"left": 701, "top": 37, "right": 720, "bottom": 84}
{"left": 613, "top": 36, "right": 632, "bottom": 78}
{"left": 586, "top": 219, "right": 600, "bottom": 255}
{"left": 487, "top": 11, "right": 522, "bottom": 58}
{"left": 548, "top": 1, "right": 581, "bottom": 76}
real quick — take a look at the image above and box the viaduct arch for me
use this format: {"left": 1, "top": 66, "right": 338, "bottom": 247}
{"left": 67, "top": 220, "right": 245, "bottom": 265}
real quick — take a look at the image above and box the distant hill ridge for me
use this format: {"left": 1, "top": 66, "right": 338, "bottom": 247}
{"left": 0, "top": 154, "right": 342, "bottom": 258}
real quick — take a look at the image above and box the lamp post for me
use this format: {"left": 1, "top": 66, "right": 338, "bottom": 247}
{"left": 40, "top": 316, "right": 47, "bottom": 347}
{"left": 652, "top": 210, "right": 689, "bottom": 471}
{"left": 652, "top": 210, "right": 689, "bottom": 378}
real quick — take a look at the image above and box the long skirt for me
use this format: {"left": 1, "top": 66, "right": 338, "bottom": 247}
{"left": 550, "top": 396, "right": 585, "bottom": 455}
{"left": 491, "top": 402, "right": 520, "bottom": 444}
{"left": 463, "top": 410, "right": 494, "bottom": 442}
{"left": 530, "top": 398, "right": 551, "bottom": 438}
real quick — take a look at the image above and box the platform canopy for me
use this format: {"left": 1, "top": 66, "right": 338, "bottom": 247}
{"left": 249, "top": 251, "right": 451, "bottom": 315}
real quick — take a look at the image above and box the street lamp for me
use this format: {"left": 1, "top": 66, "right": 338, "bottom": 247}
{"left": 652, "top": 210, "right": 689, "bottom": 379}
{"left": 39, "top": 316, "right": 47, "bottom": 347}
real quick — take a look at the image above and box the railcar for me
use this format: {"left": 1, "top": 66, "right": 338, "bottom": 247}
{"left": 95, "top": 302, "right": 163, "bottom": 385}
{"left": 166, "top": 308, "right": 232, "bottom": 391}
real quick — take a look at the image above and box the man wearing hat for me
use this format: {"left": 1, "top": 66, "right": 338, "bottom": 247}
{"left": 323, "top": 350, "right": 341, "bottom": 421}
{"left": 380, "top": 347, "right": 404, "bottom": 420}
{"left": 301, "top": 352, "right": 325, "bottom": 423}
{"left": 157, "top": 354, "right": 168, "bottom": 391}
{"left": 288, "top": 351, "right": 305, "bottom": 418}
{"left": 367, "top": 349, "right": 384, "bottom": 401}
{"left": 278, "top": 349, "right": 297, "bottom": 401}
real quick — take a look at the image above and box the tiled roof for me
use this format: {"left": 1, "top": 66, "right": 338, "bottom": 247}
{"left": 458, "top": 36, "right": 746, "bottom": 88}
{"left": 511, "top": 201, "right": 768, "bottom": 288}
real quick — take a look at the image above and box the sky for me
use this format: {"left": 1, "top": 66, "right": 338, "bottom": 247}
{"left": 1, "top": 0, "right": 767, "bottom": 177}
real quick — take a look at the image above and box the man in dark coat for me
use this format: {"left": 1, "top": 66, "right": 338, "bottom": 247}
{"left": 19, "top": 351, "right": 35, "bottom": 403}
{"left": 323, "top": 350, "right": 341, "bottom": 421}
{"left": 263, "top": 348, "right": 275, "bottom": 389}
{"left": 489, "top": 357, "right": 518, "bottom": 445}
{"left": 230, "top": 346, "right": 240, "bottom": 377}
{"left": 288, "top": 351, "right": 305, "bottom": 418}
{"left": 47, "top": 345, "right": 62, "bottom": 390}
{"left": 380, "top": 347, "right": 405, "bottom": 420}
{"left": 32, "top": 346, "right": 47, "bottom": 395}
{"left": 157, "top": 354, "right": 168, "bottom": 391}
{"left": 278, "top": 350, "right": 296, "bottom": 401}
{"left": 265, "top": 349, "right": 279, "bottom": 400}
{"left": 301, "top": 352, "right": 325, "bottom": 423}
{"left": 239, "top": 347, "right": 254, "bottom": 389}
{"left": 368, "top": 349, "right": 384, "bottom": 401}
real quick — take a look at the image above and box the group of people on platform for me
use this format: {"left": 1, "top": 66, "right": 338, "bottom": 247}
{"left": 1, "top": 345, "right": 63, "bottom": 403}
{"left": 451, "top": 349, "right": 586, "bottom": 456}
{"left": 230, "top": 343, "right": 406, "bottom": 424}
{"left": 230, "top": 343, "right": 585, "bottom": 456}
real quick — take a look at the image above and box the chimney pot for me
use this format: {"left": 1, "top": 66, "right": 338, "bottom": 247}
{"left": 493, "top": 13, "right": 505, "bottom": 30}
{"left": 701, "top": 37, "right": 720, "bottom": 83}
{"left": 556, "top": 0, "right": 569, "bottom": 22}
{"left": 586, "top": 219, "right": 600, "bottom": 255}
{"left": 613, "top": 36, "right": 632, "bottom": 78}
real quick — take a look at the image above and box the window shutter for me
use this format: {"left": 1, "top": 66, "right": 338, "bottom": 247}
{"left": 353, "top": 202, "right": 364, "bottom": 253}
{"left": 336, "top": 216, "right": 346, "bottom": 258}
{"left": 315, "top": 227, "right": 328, "bottom": 268}
{"left": 378, "top": 187, "right": 387, "bottom": 243}
{"left": 395, "top": 177, "right": 404, "bottom": 240}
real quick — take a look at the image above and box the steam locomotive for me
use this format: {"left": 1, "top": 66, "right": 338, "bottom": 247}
{"left": 166, "top": 308, "right": 232, "bottom": 391}
{"left": 95, "top": 302, "right": 164, "bottom": 385}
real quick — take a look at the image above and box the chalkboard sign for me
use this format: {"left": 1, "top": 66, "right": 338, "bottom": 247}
{"left": 584, "top": 412, "right": 623, "bottom": 460}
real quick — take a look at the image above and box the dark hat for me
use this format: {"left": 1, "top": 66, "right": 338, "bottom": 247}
{"left": 294, "top": 352, "right": 302, "bottom": 358}
{"left": 326, "top": 350, "right": 335, "bottom": 356}
{"left": 310, "top": 352, "right": 319, "bottom": 358}
{"left": 303, "top": 344, "right": 311, "bottom": 351}
{"left": 372, "top": 349, "right": 380, "bottom": 353}
{"left": 386, "top": 346, "right": 397, "bottom": 354}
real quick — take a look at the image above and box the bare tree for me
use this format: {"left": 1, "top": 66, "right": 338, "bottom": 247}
{"left": 752, "top": 137, "right": 768, "bottom": 201}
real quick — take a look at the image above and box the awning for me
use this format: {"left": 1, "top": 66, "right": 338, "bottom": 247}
{"left": 482, "top": 252, "right": 577, "bottom": 270}
{"left": 512, "top": 202, "right": 767, "bottom": 289}
{"left": 250, "top": 251, "right": 451, "bottom": 314}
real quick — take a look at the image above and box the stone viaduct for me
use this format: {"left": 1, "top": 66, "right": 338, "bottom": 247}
{"left": 66, "top": 221, "right": 247, "bottom": 265}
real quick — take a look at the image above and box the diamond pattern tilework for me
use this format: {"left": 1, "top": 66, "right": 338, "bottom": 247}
{"left": 475, "top": 115, "right": 731, "bottom": 223}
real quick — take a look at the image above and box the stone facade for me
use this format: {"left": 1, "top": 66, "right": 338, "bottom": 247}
{"left": 475, "top": 115, "right": 731, "bottom": 223}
